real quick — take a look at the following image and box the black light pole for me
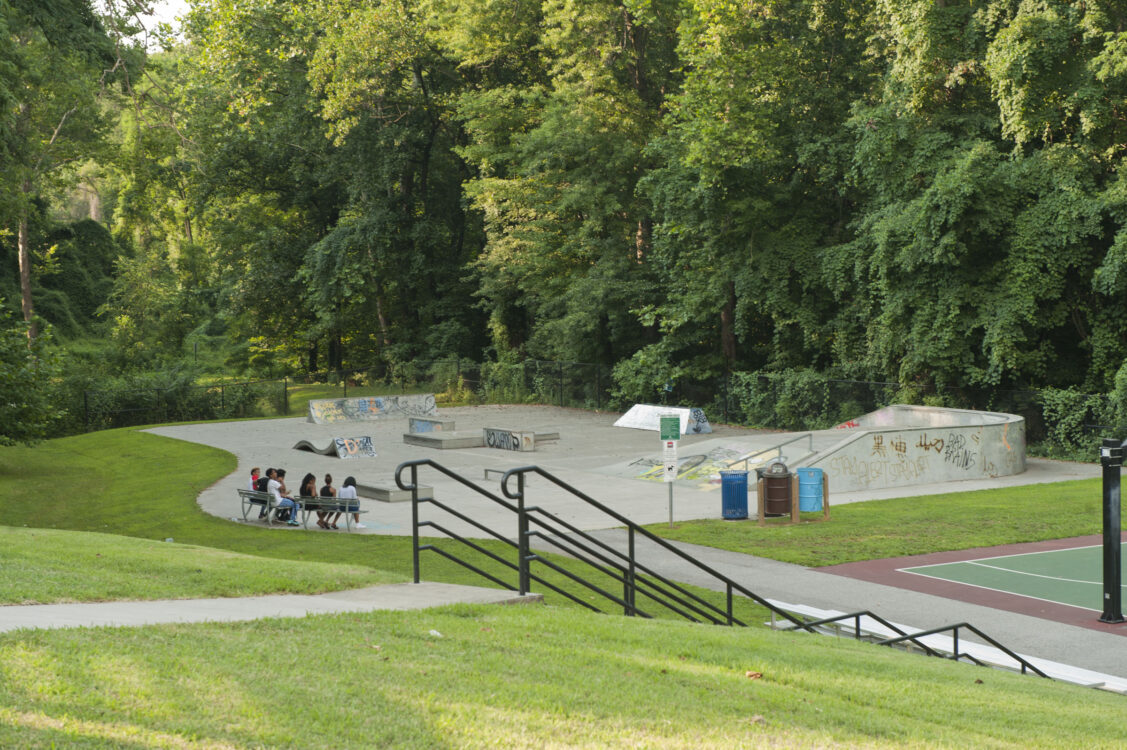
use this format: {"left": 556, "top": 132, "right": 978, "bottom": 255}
{"left": 1100, "top": 437, "right": 1124, "bottom": 623}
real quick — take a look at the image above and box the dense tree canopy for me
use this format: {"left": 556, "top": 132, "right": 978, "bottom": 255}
{"left": 4, "top": 0, "right": 1127, "bottom": 441}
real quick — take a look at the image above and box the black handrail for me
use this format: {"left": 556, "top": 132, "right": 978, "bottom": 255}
{"left": 879, "top": 622, "right": 1049, "bottom": 678}
{"left": 775, "top": 610, "right": 1048, "bottom": 678}
{"left": 395, "top": 457, "right": 814, "bottom": 632}
{"left": 396, "top": 458, "right": 1051, "bottom": 682}
{"left": 500, "top": 464, "right": 813, "bottom": 630}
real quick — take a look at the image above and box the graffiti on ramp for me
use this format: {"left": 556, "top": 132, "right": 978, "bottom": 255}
{"left": 293, "top": 436, "right": 378, "bottom": 459}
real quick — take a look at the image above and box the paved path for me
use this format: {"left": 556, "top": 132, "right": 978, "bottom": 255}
{"left": 532, "top": 531, "right": 1127, "bottom": 684}
{"left": 0, "top": 583, "right": 539, "bottom": 633}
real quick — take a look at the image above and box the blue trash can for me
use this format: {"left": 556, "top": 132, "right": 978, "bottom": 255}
{"left": 720, "top": 470, "right": 749, "bottom": 520}
{"left": 797, "top": 467, "right": 823, "bottom": 512}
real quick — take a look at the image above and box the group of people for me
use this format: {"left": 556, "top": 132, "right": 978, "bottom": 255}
{"left": 248, "top": 467, "right": 364, "bottom": 530}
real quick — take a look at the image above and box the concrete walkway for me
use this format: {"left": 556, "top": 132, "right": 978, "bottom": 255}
{"left": 0, "top": 583, "right": 540, "bottom": 634}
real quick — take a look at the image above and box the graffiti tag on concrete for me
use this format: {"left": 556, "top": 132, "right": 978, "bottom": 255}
{"left": 333, "top": 436, "right": 378, "bottom": 459}
{"left": 484, "top": 428, "right": 535, "bottom": 452}
{"left": 308, "top": 394, "right": 437, "bottom": 424}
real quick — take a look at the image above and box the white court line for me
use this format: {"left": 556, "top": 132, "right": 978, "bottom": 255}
{"left": 962, "top": 561, "right": 1103, "bottom": 587}
{"left": 900, "top": 569, "right": 1104, "bottom": 613}
{"left": 906, "top": 542, "right": 1109, "bottom": 570}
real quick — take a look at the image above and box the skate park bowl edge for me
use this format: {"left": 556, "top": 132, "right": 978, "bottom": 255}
{"left": 810, "top": 405, "right": 1026, "bottom": 493}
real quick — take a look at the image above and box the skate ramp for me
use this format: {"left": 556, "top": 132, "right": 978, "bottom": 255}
{"left": 308, "top": 394, "right": 437, "bottom": 424}
{"left": 811, "top": 406, "right": 1025, "bottom": 492}
{"left": 614, "top": 404, "right": 712, "bottom": 434}
{"left": 293, "top": 436, "right": 378, "bottom": 459}
{"left": 607, "top": 405, "right": 1026, "bottom": 495}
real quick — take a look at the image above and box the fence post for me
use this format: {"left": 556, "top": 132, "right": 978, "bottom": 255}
{"left": 558, "top": 362, "right": 564, "bottom": 407}
{"left": 220, "top": 384, "right": 225, "bottom": 412}
{"left": 283, "top": 378, "right": 289, "bottom": 416}
{"left": 83, "top": 390, "right": 89, "bottom": 432}
{"left": 595, "top": 364, "right": 601, "bottom": 409}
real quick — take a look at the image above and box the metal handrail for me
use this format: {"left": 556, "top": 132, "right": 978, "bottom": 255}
{"left": 397, "top": 459, "right": 1050, "bottom": 682}
{"left": 396, "top": 458, "right": 814, "bottom": 631}
{"left": 776, "top": 610, "right": 1048, "bottom": 677}
{"left": 726, "top": 432, "right": 815, "bottom": 470}
{"left": 878, "top": 622, "right": 1049, "bottom": 678}
{"left": 499, "top": 464, "right": 813, "bottom": 631}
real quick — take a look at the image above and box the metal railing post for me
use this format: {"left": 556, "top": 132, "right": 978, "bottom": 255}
{"left": 726, "top": 583, "right": 733, "bottom": 625}
{"left": 411, "top": 464, "right": 420, "bottom": 584}
{"left": 625, "top": 527, "right": 636, "bottom": 616}
{"left": 518, "top": 472, "right": 529, "bottom": 595}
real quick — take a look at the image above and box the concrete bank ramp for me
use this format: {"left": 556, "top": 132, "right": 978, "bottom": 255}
{"left": 308, "top": 394, "right": 437, "bottom": 424}
{"left": 812, "top": 405, "right": 1026, "bottom": 493}
{"left": 607, "top": 405, "right": 1026, "bottom": 496}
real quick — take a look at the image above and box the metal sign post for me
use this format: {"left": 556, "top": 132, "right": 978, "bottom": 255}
{"left": 1100, "top": 438, "right": 1124, "bottom": 623}
{"left": 660, "top": 414, "right": 680, "bottom": 528}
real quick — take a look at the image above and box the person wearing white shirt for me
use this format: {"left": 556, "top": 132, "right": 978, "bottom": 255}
{"left": 269, "top": 468, "right": 300, "bottom": 526}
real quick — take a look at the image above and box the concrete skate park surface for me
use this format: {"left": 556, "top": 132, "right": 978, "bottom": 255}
{"left": 148, "top": 404, "right": 1099, "bottom": 540}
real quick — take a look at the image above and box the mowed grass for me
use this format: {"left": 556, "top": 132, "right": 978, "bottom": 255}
{"left": 0, "top": 527, "right": 391, "bottom": 604}
{"left": 1, "top": 604, "right": 1125, "bottom": 749}
{"left": 651, "top": 479, "right": 1105, "bottom": 567}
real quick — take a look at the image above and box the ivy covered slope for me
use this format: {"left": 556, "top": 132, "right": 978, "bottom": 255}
{"left": 7, "top": 2, "right": 1127, "bottom": 446}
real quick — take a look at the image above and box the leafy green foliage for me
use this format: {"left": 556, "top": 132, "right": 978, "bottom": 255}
{"left": 0, "top": 303, "right": 61, "bottom": 445}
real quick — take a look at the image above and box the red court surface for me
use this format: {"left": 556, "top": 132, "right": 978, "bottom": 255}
{"left": 819, "top": 534, "right": 1127, "bottom": 635}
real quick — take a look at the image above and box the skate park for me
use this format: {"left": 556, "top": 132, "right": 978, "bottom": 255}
{"left": 150, "top": 399, "right": 1090, "bottom": 539}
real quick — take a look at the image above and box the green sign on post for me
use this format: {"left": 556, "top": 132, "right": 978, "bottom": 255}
{"left": 660, "top": 414, "right": 680, "bottom": 441}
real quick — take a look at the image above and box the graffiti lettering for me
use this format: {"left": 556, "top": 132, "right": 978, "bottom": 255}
{"left": 943, "top": 433, "right": 976, "bottom": 471}
{"left": 915, "top": 434, "right": 944, "bottom": 454}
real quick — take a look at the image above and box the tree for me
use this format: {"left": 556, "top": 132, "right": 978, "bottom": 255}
{"left": 0, "top": 0, "right": 118, "bottom": 338}
{"left": 0, "top": 299, "right": 60, "bottom": 444}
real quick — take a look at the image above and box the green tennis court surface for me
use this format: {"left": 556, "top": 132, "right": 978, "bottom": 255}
{"left": 902, "top": 544, "right": 1127, "bottom": 612}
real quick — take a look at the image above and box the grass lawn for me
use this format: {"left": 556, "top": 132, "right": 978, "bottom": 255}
{"left": 0, "top": 527, "right": 395, "bottom": 604}
{"left": 649, "top": 479, "right": 1106, "bottom": 567}
{"left": 1, "top": 604, "right": 1124, "bottom": 749}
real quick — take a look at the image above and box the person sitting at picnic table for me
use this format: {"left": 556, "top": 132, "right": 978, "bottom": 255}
{"left": 269, "top": 468, "right": 300, "bottom": 526}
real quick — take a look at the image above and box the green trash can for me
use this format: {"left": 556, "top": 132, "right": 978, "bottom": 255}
{"left": 797, "top": 467, "right": 823, "bottom": 512}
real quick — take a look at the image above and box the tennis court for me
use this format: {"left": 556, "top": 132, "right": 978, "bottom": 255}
{"left": 900, "top": 543, "right": 1125, "bottom": 613}
{"left": 820, "top": 534, "right": 1127, "bottom": 633}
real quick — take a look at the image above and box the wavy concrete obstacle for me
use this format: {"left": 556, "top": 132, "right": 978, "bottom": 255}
{"left": 293, "top": 436, "right": 378, "bottom": 459}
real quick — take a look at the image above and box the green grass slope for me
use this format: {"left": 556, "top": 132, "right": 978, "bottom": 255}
{"left": 1, "top": 604, "right": 1124, "bottom": 748}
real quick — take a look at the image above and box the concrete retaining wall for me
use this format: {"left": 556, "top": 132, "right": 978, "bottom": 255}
{"left": 813, "top": 405, "right": 1026, "bottom": 493}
